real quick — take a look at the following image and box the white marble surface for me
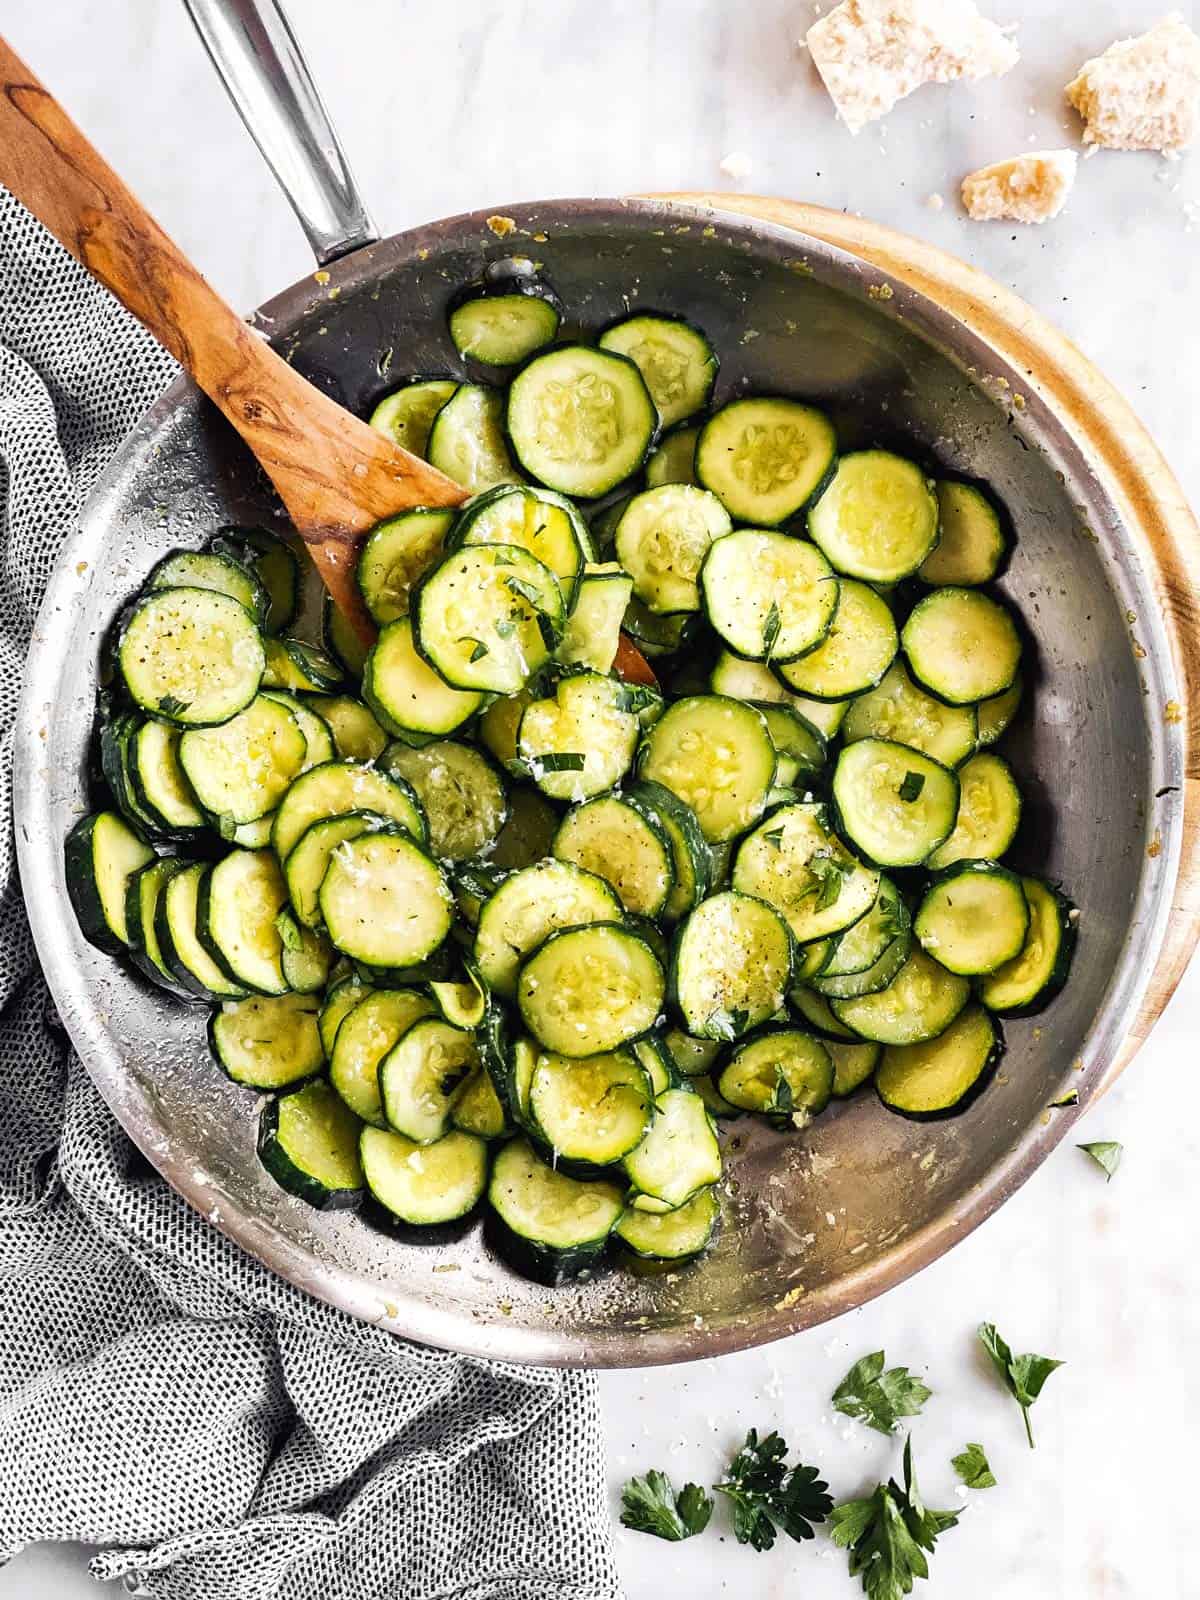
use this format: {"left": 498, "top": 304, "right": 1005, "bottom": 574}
{"left": 4, "top": 1, "right": 1200, "bottom": 1595}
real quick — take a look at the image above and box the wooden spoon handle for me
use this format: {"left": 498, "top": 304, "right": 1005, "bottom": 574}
{"left": 0, "top": 33, "right": 464, "bottom": 638}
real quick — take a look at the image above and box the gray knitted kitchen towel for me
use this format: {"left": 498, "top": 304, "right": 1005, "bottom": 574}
{"left": 0, "top": 185, "right": 622, "bottom": 1600}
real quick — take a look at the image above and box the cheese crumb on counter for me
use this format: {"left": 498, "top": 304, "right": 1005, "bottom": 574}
{"left": 1066, "top": 13, "right": 1200, "bottom": 152}
{"left": 806, "top": 0, "right": 1019, "bottom": 134}
{"left": 961, "top": 149, "right": 1078, "bottom": 223}
{"left": 719, "top": 150, "right": 755, "bottom": 180}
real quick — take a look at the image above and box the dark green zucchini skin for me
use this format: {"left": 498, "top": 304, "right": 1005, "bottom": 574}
{"left": 350, "top": 940, "right": 457, "bottom": 988}
{"left": 483, "top": 1209, "right": 611, "bottom": 1287}
{"left": 977, "top": 884, "right": 1077, "bottom": 1017}
{"left": 257, "top": 1093, "right": 363, "bottom": 1211}
{"left": 64, "top": 811, "right": 148, "bottom": 957}
{"left": 875, "top": 1023, "right": 1005, "bottom": 1122}
{"left": 124, "top": 859, "right": 195, "bottom": 1001}
{"left": 99, "top": 711, "right": 151, "bottom": 831}
{"left": 357, "top": 1194, "right": 483, "bottom": 1246}
{"left": 477, "top": 1002, "right": 529, "bottom": 1131}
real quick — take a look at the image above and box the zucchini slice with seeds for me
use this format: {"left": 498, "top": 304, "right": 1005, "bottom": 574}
{"left": 832, "top": 739, "right": 959, "bottom": 868}
{"left": 552, "top": 793, "right": 675, "bottom": 917}
{"left": 199, "top": 848, "right": 290, "bottom": 995}
{"left": 211, "top": 993, "right": 324, "bottom": 1089}
{"left": 528, "top": 1048, "right": 654, "bottom": 1167}
{"left": 454, "top": 483, "right": 592, "bottom": 607}
{"left": 926, "top": 752, "right": 1022, "bottom": 870}
{"left": 717, "top": 1026, "right": 834, "bottom": 1126}
{"left": 517, "top": 921, "right": 665, "bottom": 1056}
{"left": 262, "top": 638, "right": 343, "bottom": 693}
{"left": 517, "top": 671, "right": 639, "bottom": 801}
{"left": 369, "top": 377, "right": 458, "bottom": 457}
{"left": 473, "top": 859, "right": 621, "bottom": 997}
{"left": 901, "top": 588, "right": 1022, "bottom": 705}
{"left": 696, "top": 397, "right": 837, "bottom": 525}
{"left": 830, "top": 946, "right": 970, "bottom": 1046}
{"left": 598, "top": 314, "right": 717, "bottom": 428}
{"left": 639, "top": 696, "right": 776, "bottom": 843}
{"left": 413, "top": 544, "right": 564, "bottom": 695}
{"left": 449, "top": 288, "right": 560, "bottom": 368}
{"left": 119, "top": 586, "right": 265, "bottom": 727}
{"left": 65, "top": 810, "right": 155, "bottom": 955}
{"left": 383, "top": 740, "right": 508, "bottom": 861}
{"left": 915, "top": 861, "right": 1029, "bottom": 976}
{"left": 774, "top": 578, "right": 898, "bottom": 699}
{"left": 319, "top": 832, "right": 453, "bottom": 969}
{"left": 615, "top": 1185, "right": 718, "bottom": 1262}
{"left": 155, "top": 860, "right": 247, "bottom": 1000}
{"left": 977, "top": 877, "right": 1077, "bottom": 1015}
{"left": 260, "top": 690, "right": 336, "bottom": 770}
{"left": 258, "top": 1078, "right": 363, "bottom": 1209}
{"left": 700, "top": 530, "right": 839, "bottom": 662}
{"left": 365, "top": 614, "right": 485, "bottom": 738}
{"left": 615, "top": 485, "right": 732, "bottom": 614}
{"left": 278, "top": 913, "right": 335, "bottom": 994}
{"left": 876, "top": 1003, "right": 1002, "bottom": 1118}
{"left": 427, "top": 383, "right": 521, "bottom": 493}
{"left": 842, "top": 661, "right": 977, "bottom": 767}
{"left": 361, "top": 1125, "right": 489, "bottom": 1224}
{"left": 732, "top": 801, "right": 880, "bottom": 943}
{"left": 672, "top": 890, "right": 794, "bottom": 1040}
{"left": 626, "top": 781, "right": 712, "bottom": 923}
{"left": 622, "top": 1087, "right": 722, "bottom": 1211}
{"left": 487, "top": 1136, "right": 625, "bottom": 1283}
{"left": 808, "top": 450, "right": 938, "bottom": 581}
{"left": 271, "top": 759, "right": 426, "bottom": 861}
{"left": 918, "top": 481, "right": 1009, "bottom": 587}
{"left": 179, "top": 694, "right": 308, "bottom": 825}
{"left": 302, "top": 695, "right": 388, "bottom": 763}
{"left": 506, "top": 345, "right": 657, "bottom": 499}
{"left": 356, "top": 508, "right": 455, "bottom": 625}
{"left": 285, "top": 811, "right": 394, "bottom": 928}
{"left": 146, "top": 549, "right": 269, "bottom": 628}
{"left": 379, "top": 1017, "right": 479, "bottom": 1143}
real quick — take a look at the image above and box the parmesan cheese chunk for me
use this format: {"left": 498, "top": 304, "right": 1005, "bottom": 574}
{"left": 806, "top": 0, "right": 1019, "bottom": 134}
{"left": 1066, "top": 13, "right": 1200, "bottom": 152}
{"left": 961, "top": 150, "right": 1078, "bottom": 224}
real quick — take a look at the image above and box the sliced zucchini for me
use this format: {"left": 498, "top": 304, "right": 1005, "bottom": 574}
{"left": 795, "top": 937, "right": 834, "bottom": 984}
{"left": 126, "top": 717, "right": 206, "bottom": 834}
{"left": 260, "top": 690, "right": 336, "bottom": 770}
{"left": 918, "top": 481, "right": 1008, "bottom": 586}
{"left": 319, "top": 832, "right": 453, "bottom": 968}
{"left": 598, "top": 314, "right": 717, "bottom": 428}
{"left": 633, "top": 1033, "right": 680, "bottom": 1096}
{"left": 700, "top": 530, "right": 839, "bottom": 662}
{"left": 356, "top": 508, "right": 455, "bottom": 625}
{"left": 210, "top": 528, "right": 299, "bottom": 636}
{"left": 626, "top": 781, "right": 712, "bottom": 923}
{"left": 774, "top": 579, "right": 898, "bottom": 699}
{"left": 807, "top": 451, "right": 938, "bottom": 581}
{"left": 231, "top": 815, "right": 275, "bottom": 848}
{"left": 639, "top": 696, "right": 776, "bottom": 843}
{"left": 361, "top": 1125, "right": 489, "bottom": 1224}
{"left": 622, "top": 595, "right": 697, "bottom": 658}
{"left": 516, "top": 922, "right": 665, "bottom": 1056}
{"left": 622, "top": 1087, "right": 722, "bottom": 1211}
{"left": 615, "top": 1186, "right": 718, "bottom": 1262}
{"left": 977, "top": 877, "right": 1077, "bottom": 1015}
{"left": 487, "top": 1137, "right": 625, "bottom": 1284}
{"left": 645, "top": 424, "right": 700, "bottom": 488}
{"left": 413, "top": 544, "right": 563, "bottom": 694}
{"left": 473, "top": 859, "right": 621, "bottom": 997}
{"left": 369, "top": 377, "right": 458, "bottom": 456}
{"left": 876, "top": 1003, "right": 1001, "bottom": 1118}
{"left": 789, "top": 984, "right": 861, "bottom": 1041}
{"left": 752, "top": 704, "right": 826, "bottom": 786}
{"left": 586, "top": 492, "right": 631, "bottom": 558}
{"left": 717, "top": 1026, "right": 834, "bottom": 1127}
{"left": 832, "top": 739, "right": 959, "bottom": 868}
{"left": 828, "top": 1038, "right": 881, "bottom": 1096}
{"left": 528, "top": 1048, "right": 653, "bottom": 1166}
{"left": 302, "top": 694, "right": 388, "bottom": 763}
{"left": 517, "top": 671, "right": 639, "bottom": 801}
{"left": 426, "top": 383, "right": 521, "bottom": 493}
{"left": 506, "top": 345, "right": 657, "bottom": 499}
{"left": 65, "top": 810, "right": 155, "bottom": 955}
{"left": 696, "top": 397, "right": 837, "bottom": 525}
{"left": 272, "top": 759, "right": 425, "bottom": 861}
{"left": 489, "top": 785, "right": 559, "bottom": 872}
{"left": 552, "top": 793, "right": 674, "bottom": 917}
{"left": 429, "top": 965, "right": 487, "bottom": 1031}
{"left": 449, "top": 288, "right": 560, "bottom": 367}
{"left": 118, "top": 586, "right": 264, "bottom": 727}
{"left": 830, "top": 947, "right": 970, "bottom": 1046}
{"left": 211, "top": 992, "right": 323, "bottom": 1089}
{"left": 663, "top": 1026, "right": 724, "bottom": 1078}
{"left": 672, "top": 890, "right": 794, "bottom": 1040}
{"left": 690, "top": 1077, "right": 742, "bottom": 1120}
{"left": 155, "top": 860, "right": 247, "bottom": 1000}
{"left": 914, "top": 861, "right": 1029, "bottom": 975}
{"left": 278, "top": 913, "right": 335, "bottom": 993}
{"left": 477, "top": 687, "right": 531, "bottom": 766}
{"left": 179, "top": 694, "right": 307, "bottom": 825}
{"left": 199, "top": 848, "right": 289, "bottom": 995}
{"left": 383, "top": 740, "right": 508, "bottom": 861}
{"left": 615, "top": 485, "right": 732, "bottom": 614}
{"left": 454, "top": 483, "right": 591, "bottom": 606}
{"left": 708, "top": 650, "right": 790, "bottom": 704}
{"left": 258, "top": 1078, "right": 363, "bottom": 1209}
{"left": 842, "top": 662, "right": 977, "bottom": 768}
{"left": 813, "top": 878, "right": 910, "bottom": 988}
{"left": 319, "top": 972, "right": 373, "bottom": 1057}
{"left": 124, "top": 858, "right": 189, "bottom": 994}
{"left": 262, "top": 638, "right": 343, "bottom": 694}
{"left": 451, "top": 1068, "right": 509, "bottom": 1140}
{"left": 147, "top": 548, "right": 268, "bottom": 628}
{"left": 732, "top": 802, "right": 880, "bottom": 942}
{"left": 786, "top": 692, "right": 851, "bottom": 741}
{"left": 902, "top": 588, "right": 1022, "bottom": 705}
{"left": 364, "top": 613, "right": 484, "bottom": 738}
{"left": 324, "top": 595, "right": 369, "bottom": 681}
{"left": 285, "top": 811, "right": 394, "bottom": 928}
{"left": 926, "top": 752, "right": 1022, "bottom": 870}
{"left": 379, "top": 1017, "right": 479, "bottom": 1143}
{"left": 556, "top": 564, "right": 633, "bottom": 673}
{"left": 977, "top": 674, "right": 1023, "bottom": 747}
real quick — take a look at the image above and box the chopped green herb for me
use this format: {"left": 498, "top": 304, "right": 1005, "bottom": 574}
{"left": 762, "top": 602, "right": 782, "bottom": 660}
{"left": 460, "top": 637, "right": 490, "bottom": 663}
{"left": 706, "top": 1006, "right": 749, "bottom": 1042}
{"left": 762, "top": 827, "right": 785, "bottom": 851}
{"left": 898, "top": 771, "right": 926, "bottom": 803}
{"left": 1049, "top": 1090, "right": 1079, "bottom": 1108}
{"left": 505, "top": 575, "right": 545, "bottom": 608}
{"left": 1078, "top": 1140, "right": 1121, "bottom": 1180}
{"left": 832, "top": 1351, "right": 931, "bottom": 1436}
{"left": 977, "top": 1322, "right": 1063, "bottom": 1449}
{"left": 619, "top": 1470, "right": 713, "bottom": 1542}
{"left": 713, "top": 1428, "right": 833, "bottom": 1552}
{"left": 157, "top": 693, "right": 189, "bottom": 717}
{"left": 807, "top": 852, "right": 852, "bottom": 911}
{"left": 831, "top": 1437, "right": 959, "bottom": 1600}
{"left": 951, "top": 1443, "right": 996, "bottom": 1490}
{"left": 216, "top": 812, "right": 239, "bottom": 843}
{"left": 495, "top": 619, "right": 516, "bottom": 640}
{"left": 763, "top": 1066, "right": 794, "bottom": 1122}
{"left": 533, "top": 752, "right": 586, "bottom": 773}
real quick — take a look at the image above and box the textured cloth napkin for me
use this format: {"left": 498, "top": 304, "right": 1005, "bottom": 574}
{"left": 0, "top": 186, "right": 621, "bottom": 1600}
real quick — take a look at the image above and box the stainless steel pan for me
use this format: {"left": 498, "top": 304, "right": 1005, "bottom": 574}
{"left": 13, "top": 0, "right": 1192, "bottom": 1365}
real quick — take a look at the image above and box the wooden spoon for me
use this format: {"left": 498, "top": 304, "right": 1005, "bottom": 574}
{"left": 0, "top": 34, "right": 466, "bottom": 644}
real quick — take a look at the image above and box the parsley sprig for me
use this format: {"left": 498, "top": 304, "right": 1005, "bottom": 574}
{"left": 951, "top": 1442, "right": 996, "bottom": 1490}
{"left": 832, "top": 1351, "right": 932, "bottom": 1436}
{"left": 619, "top": 1470, "right": 713, "bottom": 1542}
{"left": 831, "top": 1436, "right": 959, "bottom": 1600}
{"left": 713, "top": 1428, "right": 833, "bottom": 1551}
{"left": 977, "top": 1321, "right": 1063, "bottom": 1448}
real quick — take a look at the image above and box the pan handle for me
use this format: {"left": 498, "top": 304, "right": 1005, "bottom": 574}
{"left": 181, "top": 0, "right": 377, "bottom": 263}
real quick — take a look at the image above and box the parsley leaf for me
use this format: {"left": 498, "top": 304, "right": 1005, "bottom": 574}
{"left": 157, "top": 693, "right": 189, "bottom": 717}
{"left": 763, "top": 1066, "right": 795, "bottom": 1123}
{"left": 977, "top": 1322, "right": 1064, "bottom": 1449}
{"left": 807, "top": 851, "right": 852, "bottom": 911}
{"left": 619, "top": 1470, "right": 713, "bottom": 1541}
{"left": 832, "top": 1351, "right": 932, "bottom": 1436}
{"left": 531, "top": 752, "right": 586, "bottom": 773}
{"left": 762, "top": 601, "right": 782, "bottom": 660}
{"left": 898, "top": 771, "right": 926, "bottom": 803}
{"left": 1078, "top": 1140, "right": 1121, "bottom": 1180}
{"left": 459, "top": 636, "right": 489, "bottom": 663}
{"left": 831, "top": 1436, "right": 959, "bottom": 1600}
{"left": 761, "top": 826, "right": 785, "bottom": 851}
{"left": 705, "top": 1006, "right": 749, "bottom": 1042}
{"left": 505, "top": 574, "right": 544, "bottom": 608}
{"left": 951, "top": 1442, "right": 996, "bottom": 1490}
{"left": 713, "top": 1428, "right": 832, "bottom": 1551}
